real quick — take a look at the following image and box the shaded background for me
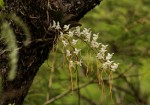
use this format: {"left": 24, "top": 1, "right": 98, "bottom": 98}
{"left": 24, "top": 0, "right": 150, "bottom": 105}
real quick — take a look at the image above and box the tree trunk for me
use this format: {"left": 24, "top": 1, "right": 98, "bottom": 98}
{"left": 0, "top": 0, "right": 101, "bottom": 104}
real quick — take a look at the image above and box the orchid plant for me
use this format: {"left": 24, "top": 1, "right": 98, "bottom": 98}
{"left": 50, "top": 20, "right": 119, "bottom": 92}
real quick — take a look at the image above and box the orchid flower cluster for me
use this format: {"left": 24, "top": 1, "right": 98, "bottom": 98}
{"left": 50, "top": 20, "right": 119, "bottom": 73}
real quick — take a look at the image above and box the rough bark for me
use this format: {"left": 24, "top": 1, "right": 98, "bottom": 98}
{"left": 0, "top": 0, "right": 101, "bottom": 104}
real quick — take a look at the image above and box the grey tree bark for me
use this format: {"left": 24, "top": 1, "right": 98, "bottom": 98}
{"left": 0, "top": 0, "right": 101, "bottom": 104}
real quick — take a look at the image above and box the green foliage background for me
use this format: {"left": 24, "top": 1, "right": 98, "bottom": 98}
{"left": 0, "top": 0, "right": 4, "bottom": 7}
{"left": 24, "top": 0, "right": 150, "bottom": 105}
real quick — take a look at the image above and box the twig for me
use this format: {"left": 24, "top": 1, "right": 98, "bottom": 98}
{"left": 43, "top": 80, "right": 93, "bottom": 105}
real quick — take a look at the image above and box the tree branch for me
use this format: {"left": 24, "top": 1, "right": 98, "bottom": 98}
{"left": 0, "top": 0, "right": 102, "bottom": 104}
